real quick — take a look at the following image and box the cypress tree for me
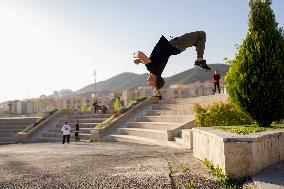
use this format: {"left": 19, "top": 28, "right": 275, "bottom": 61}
{"left": 225, "top": 0, "right": 284, "bottom": 127}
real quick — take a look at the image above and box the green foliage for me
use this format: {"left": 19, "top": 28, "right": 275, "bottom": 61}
{"left": 96, "top": 115, "right": 116, "bottom": 129}
{"left": 225, "top": 0, "right": 284, "bottom": 127}
{"left": 217, "top": 124, "right": 284, "bottom": 135}
{"left": 23, "top": 109, "right": 58, "bottom": 133}
{"left": 193, "top": 102, "right": 253, "bottom": 127}
{"left": 114, "top": 98, "right": 123, "bottom": 111}
{"left": 181, "top": 164, "right": 190, "bottom": 173}
{"left": 80, "top": 104, "right": 87, "bottom": 112}
{"left": 117, "top": 97, "right": 147, "bottom": 115}
{"left": 86, "top": 106, "right": 92, "bottom": 112}
{"left": 97, "top": 97, "right": 147, "bottom": 129}
{"left": 204, "top": 159, "right": 248, "bottom": 189}
{"left": 217, "top": 125, "right": 265, "bottom": 135}
{"left": 185, "top": 180, "right": 197, "bottom": 189}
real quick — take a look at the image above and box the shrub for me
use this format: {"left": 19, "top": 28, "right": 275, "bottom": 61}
{"left": 217, "top": 126, "right": 265, "bottom": 135}
{"left": 114, "top": 97, "right": 122, "bottom": 112}
{"left": 204, "top": 159, "right": 248, "bottom": 189}
{"left": 193, "top": 102, "right": 253, "bottom": 127}
{"left": 225, "top": 0, "right": 284, "bottom": 127}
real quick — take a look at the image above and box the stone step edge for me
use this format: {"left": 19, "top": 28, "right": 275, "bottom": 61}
{"left": 42, "top": 133, "right": 91, "bottom": 136}
{"left": 108, "top": 135, "right": 185, "bottom": 148}
{"left": 141, "top": 115, "right": 195, "bottom": 118}
{"left": 118, "top": 128, "right": 168, "bottom": 133}
{"left": 126, "top": 121, "right": 181, "bottom": 125}
{"left": 38, "top": 137, "right": 89, "bottom": 142}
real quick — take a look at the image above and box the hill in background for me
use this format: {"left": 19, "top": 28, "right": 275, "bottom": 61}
{"left": 77, "top": 64, "right": 229, "bottom": 95}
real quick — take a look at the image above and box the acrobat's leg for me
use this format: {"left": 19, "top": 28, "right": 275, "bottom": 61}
{"left": 170, "top": 31, "right": 211, "bottom": 71}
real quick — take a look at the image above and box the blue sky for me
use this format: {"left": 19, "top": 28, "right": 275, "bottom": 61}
{"left": 0, "top": 0, "right": 283, "bottom": 102}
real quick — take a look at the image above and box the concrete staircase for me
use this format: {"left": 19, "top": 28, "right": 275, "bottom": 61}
{"left": 0, "top": 117, "right": 40, "bottom": 144}
{"left": 103, "top": 98, "right": 198, "bottom": 148}
{"left": 102, "top": 95, "right": 228, "bottom": 148}
{"left": 38, "top": 112, "right": 111, "bottom": 142}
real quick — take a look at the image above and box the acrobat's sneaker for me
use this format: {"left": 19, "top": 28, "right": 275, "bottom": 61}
{"left": 194, "top": 60, "right": 211, "bottom": 71}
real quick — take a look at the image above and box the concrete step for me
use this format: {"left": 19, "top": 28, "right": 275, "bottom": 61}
{"left": 0, "top": 117, "right": 39, "bottom": 121}
{"left": 151, "top": 104, "right": 195, "bottom": 110}
{"left": 55, "top": 123, "right": 98, "bottom": 129}
{"left": 106, "top": 135, "right": 185, "bottom": 148}
{"left": 0, "top": 125, "right": 30, "bottom": 129}
{"left": 159, "top": 98, "right": 194, "bottom": 104}
{"left": 61, "top": 114, "right": 111, "bottom": 119}
{"left": 136, "top": 116, "right": 194, "bottom": 123}
{"left": 38, "top": 137, "right": 89, "bottom": 143}
{"left": 126, "top": 122, "right": 180, "bottom": 130}
{"left": 174, "top": 137, "right": 183, "bottom": 145}
{"left": 47, "top": 128, "right": 91, "bottom": 134}
{"left": 144, "top": 110, "right": 194, "bottom": 116}
{"left": 117, "top": 128, "right": 168, "bottom": 141}
{"left": 57, "top": 118, "right": 105, "bottom": 124}
{"left": 42, "top": 132, "right": 91, "bottom": 140}
{"left": 0, "top": 133, "right": 16, "bottom": 137}
{"left": 0, "top": 128, "right": 23, "bottom": 133}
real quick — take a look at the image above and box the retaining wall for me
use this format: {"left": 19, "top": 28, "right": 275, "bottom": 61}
{"left": 192, "top": 127, "right": 284, "bottom": 177}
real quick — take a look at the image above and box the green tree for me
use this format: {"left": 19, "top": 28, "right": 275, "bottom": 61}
{"left": 113, "top": 97, "right": 122, "bottom": 111}
{"left": 225, "top": 0, "right": 284, "bottom": 127}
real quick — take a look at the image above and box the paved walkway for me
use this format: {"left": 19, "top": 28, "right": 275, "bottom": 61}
{"left": 0, "top": 142, "right": 219, "bottom": 189}
{"left": 253, "top": 161, "right": 284, "bottom": 189}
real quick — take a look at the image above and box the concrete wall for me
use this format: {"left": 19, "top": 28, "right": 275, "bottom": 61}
{"left": 181, "top": 129, "right": 193, "bottom": 149}
{"left": 192, "top": 127, "right": 284, "bottom": 177}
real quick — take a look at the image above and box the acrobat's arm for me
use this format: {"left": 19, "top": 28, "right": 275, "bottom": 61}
{"left": 133, "top": 51, "right": 151, "bottom": 65}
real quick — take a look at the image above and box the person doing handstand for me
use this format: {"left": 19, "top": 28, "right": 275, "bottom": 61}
{"left": 133, "top": 31, "right": 211, "bottom": 92}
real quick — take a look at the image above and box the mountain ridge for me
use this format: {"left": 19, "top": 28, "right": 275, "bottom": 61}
{"left": 76, "top": 63, "right": 229, "bottom": 95}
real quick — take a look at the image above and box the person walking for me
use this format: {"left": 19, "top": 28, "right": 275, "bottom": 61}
{"left": 61, "top": 121, "right": 71, "bottom": 144}
{"left": 213, "top": 70, "right": 221, "bottom": 94}
{"left": 74, "top": 120, "right": 80, "bottom": 142}
{"left": 133, "top": 31, "right": 211, "bottom": 92}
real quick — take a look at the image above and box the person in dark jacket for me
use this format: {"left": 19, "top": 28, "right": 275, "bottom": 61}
{"left": 213, "top": 70, "right": 221, "bottom": 94}
{"left": 74, "top": 120, "right": 80, "bottom": 142}
{"left": 133, "top": 31, "right": 211, "bottom": 91}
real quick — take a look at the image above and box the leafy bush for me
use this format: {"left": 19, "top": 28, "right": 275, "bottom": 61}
{"left": 193, "top": 102, "right": 253, "bottom": 127}
{"left": 114, "top": 98, "right": 122, "bottom": 112}
{"left": 225, "top": 0, "right": 284, "bottom": 127}
{"left": 204, "top": 159, "right": 248, "bottom": 189}
{"left": 97, "top": 97, "right": 147, "bottom": 128}
{"left": 217, "top": 126, "right": 265, "bottom": 135}
{"left": 216, "top": 124, "right": 284, "bottom": 135}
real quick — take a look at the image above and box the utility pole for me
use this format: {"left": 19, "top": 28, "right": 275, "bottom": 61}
{"left": 93, "top": 69, "right": 97, "bottom": 100}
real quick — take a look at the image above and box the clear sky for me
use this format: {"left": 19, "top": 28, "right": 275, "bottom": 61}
{"left": 0, "top": 0, "right": 283, "bottom": 103}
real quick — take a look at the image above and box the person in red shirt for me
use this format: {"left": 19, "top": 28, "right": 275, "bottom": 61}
{"left": 213, "top": 70, "right": 221, "bottom": 94}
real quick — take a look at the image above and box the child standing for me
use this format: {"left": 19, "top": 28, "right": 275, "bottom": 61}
{"left": 74, "top": 120, "right": 80, "bottom": 142}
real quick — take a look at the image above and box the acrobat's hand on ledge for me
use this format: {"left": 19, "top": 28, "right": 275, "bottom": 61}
{"left": 133, "top": 51, "right": 151, "bottom": 64}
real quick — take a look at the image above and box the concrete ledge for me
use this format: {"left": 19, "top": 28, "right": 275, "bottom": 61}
{"left": 16, "top": 109, "right": 62, "bottom": 143}
{"left": 90, "top": 96, "right": 159, "bottom": 142}
{"left": 192, "top": 127, "right": 284, "bottom": 177}
{"left": 181, "top": 129, "right": 193, "bottom": 149}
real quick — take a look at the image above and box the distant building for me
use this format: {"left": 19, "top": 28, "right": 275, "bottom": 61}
{"left": 57, "top": 89, "right": 76, "bottom": 98}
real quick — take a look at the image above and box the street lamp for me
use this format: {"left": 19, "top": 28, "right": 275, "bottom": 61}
{"left": 93, "top": 69, "right": 96, "bottom": 100}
